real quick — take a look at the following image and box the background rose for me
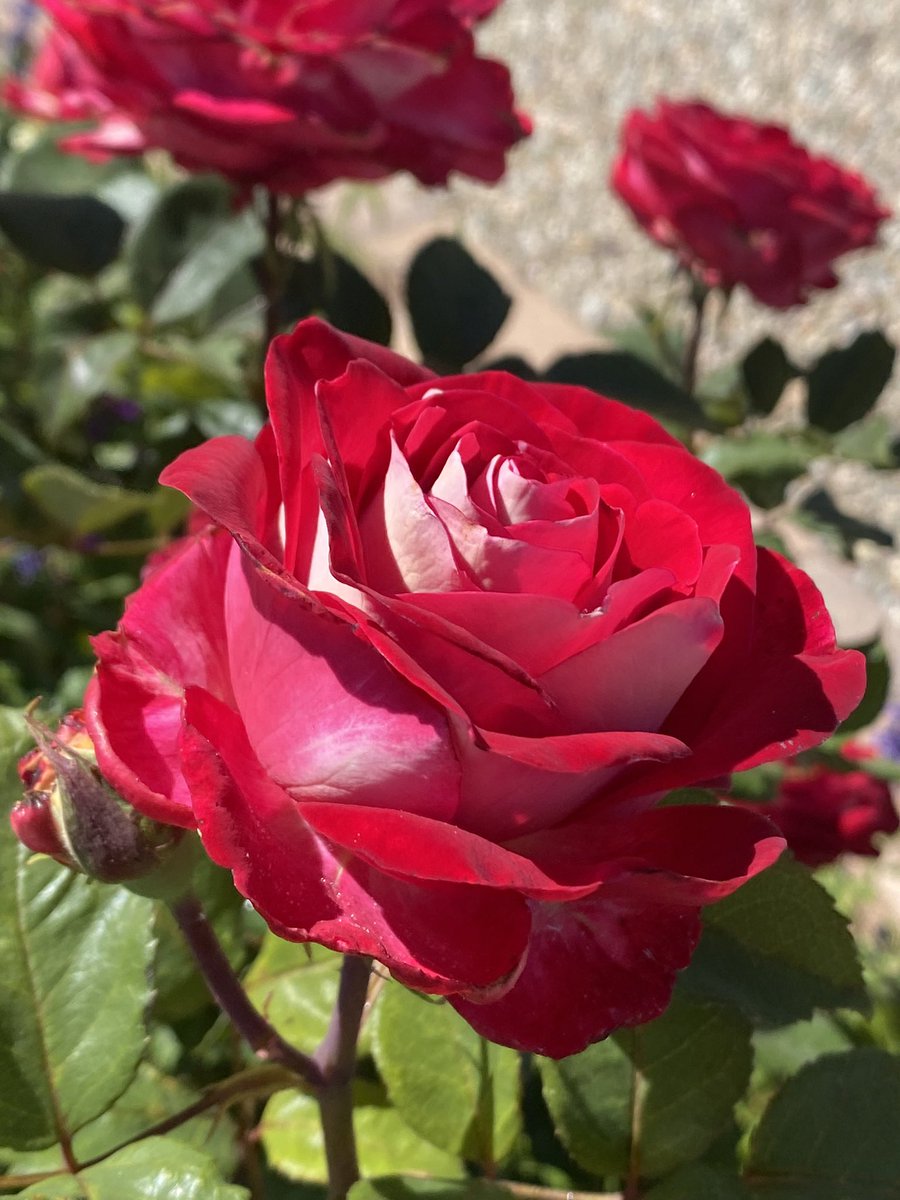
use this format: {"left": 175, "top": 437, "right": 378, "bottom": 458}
{"left": 5, "top": 0, "right": 529, "bottom": 191}
{"left": 86, "top": 319, "right": 863, "bottom": 1056}
{"left": 743, "top": 766, "right": 899, "bottom": 869}
{"left": 611, "top": 98, "right": 890, "bottom": 308}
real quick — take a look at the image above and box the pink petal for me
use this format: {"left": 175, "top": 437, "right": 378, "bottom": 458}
{"left": 511, "top": 801, "right": 784, "bottom": 897}
{"left": 623, "top": 498, "right": 702, "bottom": 589}
{"left": 183, "top": 688, "right": 529, "bottom": 996}
{"left": 359, "top": 434, "right": 464, "bottom": 593}
{"left": 159, "top": 434, "right": 278, "bottom": 552}
{"left": 540, "top": 382, "right": 681, "bottom": 447}
{"left": 264, "top": 321, "right": 431, "bottom": 576}
{"left": 430, "top": 494, "right": 593, "bottom": 599}
{"left": 403, "top": 567, "right": 674, "bottom": 679}
{"left": 299, "top": 802, "right": 598, "bottom": 900}
{"left": 224, "top": 542, "right": 461, "bottom": 820}
{"left": 542, "top": 597, "right": 724, "bottom": 732}
{"left": 85, "top": 530, "right": 232, "bottom": 827}
{"left": 452, "top": 893, "right": 701, "bottom": 1056}
{"left": 454, "top": 726, "right": 690, "bottom": 840}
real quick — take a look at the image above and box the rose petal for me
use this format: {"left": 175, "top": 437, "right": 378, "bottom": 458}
{"left": 542, "top": 596, "right": 724, "bottom": 732}
{"left": 510, "top": 801, "right": 785, "bottom": 898}
{"left": 451, "top": 893, "right": 701, "bottom": 1056}
{"left": 224, "top": 541, "right": 461, "bottom": 820}
{"left": 299, "top": 801, "right": 599, "bottom": 900}
{"left": 183, "top": 687, "right": 530, "bottom": 996}
{"left": 86, "top": 529, "right": 232, "bottom": 826}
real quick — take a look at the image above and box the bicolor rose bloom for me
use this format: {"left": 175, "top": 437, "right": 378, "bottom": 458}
{"left": 5, "top": 0, "right": 528, "bottom": 192}
{"left": 743, "top": 765, "right": 898, "bottom": 869}
{"left": 611, "top": 99, "right": 890, "bottom": 308}
{"left": 87, "top": 320, "right": 864, "bottom": 1055}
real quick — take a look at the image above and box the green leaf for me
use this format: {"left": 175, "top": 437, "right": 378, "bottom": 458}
{"left": 0, "top": 192, "right": 125, "bottom": 276}
{"left": 279, "top": 249, "right": 392, "bottom": 346}
{"left": 46, "top": 329, "right": 139, "bottom": 438}
{"left": 544, "top": 351, "right": 710, "bottom": 436}
{"left": 644, "top": 1164, "right": 750, "bottom": 1199}
{"left": 837, "top": 639, "right": 891, "bottom": 735}
{"left": 17, "top": 1138, "right": 248, "bottom": 1198}
{"left": 741, "top": 337, "right": 796, "bottom": 415}
{"left": 796, "top": 489, "right": 893, "bottom": 556}
{"left": 260, "top": 1089, "right": 463, "bottom": 1183}
{"left": 0, "top": 822, "right": 156, "bottom": 1149}
{"left": 6, "top": 1061, "right": 239, "bottom": 1178}
{"left": 752, "top": 1014, "right": 851, "bottom": 1084}
{"left": 539, "top": 993, "right": 751, "bottom": 1179}
{"left": 608, "top": 309, "right": 685, "bottom": 379}
{"left": 701, "top": 434, "right": 816, "bottom": 508}
{"left": 128, "top": 176, "right": 232, "bottom": 311}
{"left": 0, "top": 132, "right": 122, "bottom": 195}
{"left": 831, "top": 413, "right": 900, "bottom": 468}
{"left": 681, "top": 857, "right": 867, "bottom": 1026}
{"left": 806, "top": 331, "right": 896, "bottom": 433}
{"left": 745, "top": 1049, "right": 900, "bottom": 1198}
{"left": 406, "top": 237, "right": 511, "bottom": 370}
{"left": 350, "top": 1180, "right": 508, "bottom": 1200}
{"left": 726, "top": 763, "right": 784, "bottom": 803}
{"left": 151, "top": 208, "right": 264, "bottom": 326}
{"left": 695, "top": 364, "right": 749, "bottom": 428}
{"left": 372, "top": 984, "right": 520, "bottom": 1168}
{"left": 244, "top": 938, "right": 344, "bottom": 1056}
{"left": 21, "top": 465, "right": 156, "bottom": 536}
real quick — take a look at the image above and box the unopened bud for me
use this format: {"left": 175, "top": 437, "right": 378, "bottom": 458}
{"left": 14, "top": 707, "right": 183, "bottom": 884}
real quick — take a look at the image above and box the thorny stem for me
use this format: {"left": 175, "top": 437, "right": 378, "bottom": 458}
{"left": 498, "top": 1185, "right": 624, "bottom": 1200}
{"left": 262, "top": 188, "right": 283, "bottom": 353}
{"left": 681, "top": 283, "right": 710, "bottom": 396}
{"left": 313, "top": 954, "right": 373, "bottom": 1200}
{"left": 173, "top": 894, "right": 372, "bottom": 1200}
{"left": 171, "top": 895, "right": 325, "bottom": 1088}
{"left": 78, "top": 1065, "right": 297, "bottom": 1171}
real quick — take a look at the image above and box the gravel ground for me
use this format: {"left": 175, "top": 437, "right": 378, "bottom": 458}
{"left": 454, "top": 0, "right": 900, "bottom": 394}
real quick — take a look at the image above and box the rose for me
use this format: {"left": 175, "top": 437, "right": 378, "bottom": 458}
{"left": 741, "top": 765, "right": 898, "bottom": 869}
{"left": 5, "top": 0, "right": 528, "bottom": 192}
{"left": 86, "top": 319, "right": 863, "bottom": 1056}
{"left": 611, "top": 99, "right": 889, "bottom": 308}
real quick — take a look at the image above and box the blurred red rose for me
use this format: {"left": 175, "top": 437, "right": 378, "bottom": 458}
{"left": 611, "top": 99, "right": 889, "bottom": 308}
{"left": 5, "top": 0, "right": 528, "bottom": 192}
{"left": 745, "top": 765, "right": 898, "bottom": 868}
{"left": 86, "top": 319, "right": 863, "bottom": 1055}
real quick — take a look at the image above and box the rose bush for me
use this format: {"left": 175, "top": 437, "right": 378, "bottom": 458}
{"left": 611, "top": 99, "right": 889, "bottom": 308}
{"left": 744, "top": 765, "right": 899, "bottom": 869}
{"left": 6, "top": 0, "right": 528, "bottom": 192}
{"left": 86, "top": 319, "right": 863, "bottom": 1055}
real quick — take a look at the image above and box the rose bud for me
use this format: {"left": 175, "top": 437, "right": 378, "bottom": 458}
{"left": 14, "top": 708, "right": 183, "bottom": 884}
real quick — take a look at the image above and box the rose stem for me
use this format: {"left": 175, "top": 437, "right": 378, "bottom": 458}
{"left": 312, "top": 954, "right": 373, "bottom": 1200}
{"left": 170, "top": 894, "right": 325, "bottom": 1089}
{"left": 262, "top": 188, "right": 283, "bottom": 352}
{"left": 682, "top": 283, "right": 710, "bottom": 396}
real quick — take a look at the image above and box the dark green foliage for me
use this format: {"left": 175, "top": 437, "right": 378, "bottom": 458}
{"left": 406, "top": 237, "right": 511, "bottom": 370}
{"left": 806, "top": 331, "right": 895, "bottom": 433}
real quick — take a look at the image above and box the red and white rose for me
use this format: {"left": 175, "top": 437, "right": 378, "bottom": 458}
{"left": 86, "top": 320, "right": 863, "bottom": 1055}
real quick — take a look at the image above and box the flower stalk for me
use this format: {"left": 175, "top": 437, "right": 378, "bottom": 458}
{"left": 681, "top": 282, "right": 710, "bottom": 396}
{"left": 172, "top": 895, "right": 372, "bottom": 1200}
